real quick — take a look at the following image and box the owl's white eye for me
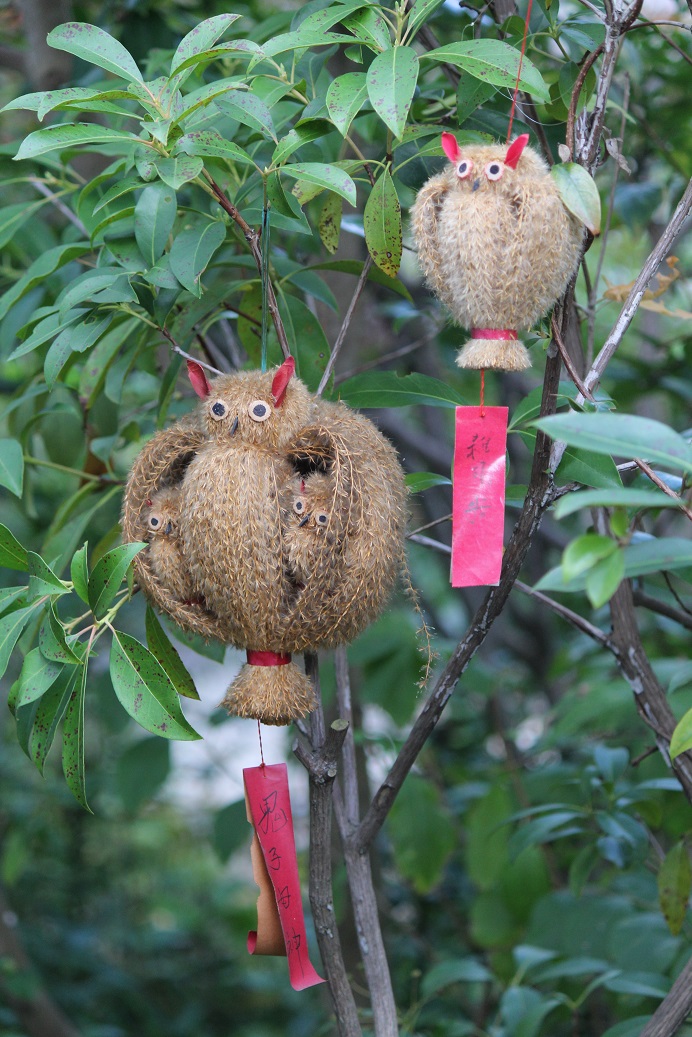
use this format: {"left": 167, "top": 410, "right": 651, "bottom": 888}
{"left": 147, "top": 513, "right": 163, "bottom": 531}
{"left": 248, "top": 399, "right": 271, "bottom": 422}
{"left": 210, "top": 400, "right": 228, "bottom": 420}
{"left": 293, "top": 499, "right": 305, "bottom": 515}
{"left": 484, "top": 161, "right": 504, "bottom": 181}
{"left": 316, "top": 513, "right": 329, "bottom": 526}
{"left": 456, "top": 159, "right": 473, "bottom": 179}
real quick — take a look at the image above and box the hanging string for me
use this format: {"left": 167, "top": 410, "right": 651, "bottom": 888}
{"left": 506, "top": 0, "right": 534, "bottom": 143}
{"left": 257, "top": 719, "right": 265, "bottom": 767}
{"left": 480, "top": 368, "right": 486, "bottom": 417}
{"left": 260, "top": 180, "right": 271, "bottom": 374}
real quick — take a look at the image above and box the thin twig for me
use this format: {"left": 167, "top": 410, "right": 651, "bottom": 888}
{"left": 633, "top": 458, "right": 692, "bottom": 521}
{"left": 29, "top": 177, "right": 88, "bottom": 235}
{"left": 633, "top": 589, "right": 692, "bottom": 632}
{"left": 407, "top": 513, "right": 453, "bottom": 537}
{"left": 514, "top": 580, "right": 611, "bottom": 645}
{"left": 160, "top": 327, "right": 222, "bottom": 376}
{"left": 551, "top": 313, "right": 594, "bottom": 400}
{"left": 317, "top": 257, "right": 374, "bottom": 396}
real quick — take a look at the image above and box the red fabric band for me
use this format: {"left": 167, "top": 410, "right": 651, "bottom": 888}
{"left": 471, "top": 328, "right": 518, "bottom": 340}
{"left": 247, "top": 650, "right": 291, "bottom": 667}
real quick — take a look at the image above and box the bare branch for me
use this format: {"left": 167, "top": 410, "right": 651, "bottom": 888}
{"left": 317, "top": 257, "right": 374, "bottom": 396}
{"left": 159, "top": 327, "right": 222, "bottom": 376}
{"left": 639, "top": 952, "right": 692, "bottom": 1037}
{"left": 29, "top": 177, "right": 88, "bottom": 235}
{"left": 633, "top": 589, "right": 692, "bottom": 632}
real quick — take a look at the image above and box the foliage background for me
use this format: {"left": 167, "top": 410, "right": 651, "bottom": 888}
{"left": 0, "top": 0, "right": 690, "bottom": 1033}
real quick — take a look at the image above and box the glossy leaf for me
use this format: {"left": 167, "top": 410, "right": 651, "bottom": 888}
{"left": 0, "top": 439, "right": 24, "bottom": 497}
{"left": 88, "top": 542, "right": 146, "bottom": 620}
{"left": 134, "top": 184, "right": 178, "bottom": 266}
{"left": 16, "top": 649, "right": 65, "bottom": 709}
{"left": 0, "top": 604, "right": 44, "bottom": 682}
{"left": 27, "top": 552, "right": 69, "bottom": 598}
{"left": 15, "top": 124, "right": 140, "bottom": 161}
{"left": 551, "top": 162, "right": 602, "bottom": 234}
{"left": 341, "top": 8, "right": 390, "bottom": 51}
{"left": 170, "top": 14, "right": 241, "bottom": 75}
{"left": 272, "top": 121, "right": 334, "bottom": 165}
{"left": 169, "top": 221, "right": 227, "bottom": 296}
{"left": 39, "top": 604, "right": 83, "bottom": 664}
{"left": 407, "top": 0, "right": 447, "bottom": 39}
{"left": 70, "top": 543, "right": 90, "bottom": 604}
{"left": 215, "top": 91, "right": 277, "bottom": 142}
{"left": 421, "top": 958, "right": 493, "bottom": 999}
{"left": 0, "top": 523, "right": 29, "bottom": 571}
{"left": 62, "top": 657, "right": 90, "bottom": 811}
{"left": 29, "top": 668, "right": 77, "bottom": 774}
{"left": 326, "top": 72, "right": 369, "bottom": 136}
{"left": 425, "top": 40, "right": 549, "bottom": 101}
{"left": 318, "top": 192, "right": 342, "bottom": 253}
{"left": 585, "top": 549, "right": 625, "bottom": 608}
{"left": 366, "top": 46, "right": 419, "bottom": 138}
{"left": 536, "top": 537, "right": 692, "bottom": 594}
{"left": 282, "top": 163, "right": 357, "bottom": 206}
{"left": 657, "top": 842, "right": 691, "bottom": 935}
{"left": 536, "top": 412, "right": 692, "bottom": 474}
{"left": 363, "top": 168, "right": 402, "bottom": 277}
{"left": 154, "top": 155, "right": 204, "bottom": 190}
{"left": 562, "top": 535, "right": 617, "bottom": 582}
{"left": 46, "top": 22, "right": 143, "bottom": 83}
{"left": 0, "top": 201, "right": 43, "bottom": 249}
{"left": 555, "top": 488, "right": 679, "bottom": 519}
{"left": 145, "top": 606, "right": 199, "bottom": 700}
{"left": 175, "top": 130, "right": 255, "bottom": 166}
{"left": 109, "top": 630, "right": 201, "bottom": 740}
{"left": 337, "top": 371, "right": 467, "bottom": 408}
{"left": 0, "top": 242, "right": 91, "bottom": 321}
{"left": 405, "top": 472, "right": 452, "bottom": 491}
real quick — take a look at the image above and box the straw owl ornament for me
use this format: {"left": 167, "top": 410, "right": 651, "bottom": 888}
{"left": 122, "top": 357, "right": 408, "bottom": 725}
{"left": 411, "top": 132, "right": 585, "bottom": 371}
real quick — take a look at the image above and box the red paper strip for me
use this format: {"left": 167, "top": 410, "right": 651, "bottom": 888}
{"left": 451, "top": 406, "right": 508, "bottom": 588}
{"left": 243, "top": 763, "right": 324, "bottom": 991}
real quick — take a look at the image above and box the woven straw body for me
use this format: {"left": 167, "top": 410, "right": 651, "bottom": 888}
{"left": 411, "top": 142, "right": 584, "bottom": 370}
{"left": 123, "top": 366, "right": 408, "bottom": 724}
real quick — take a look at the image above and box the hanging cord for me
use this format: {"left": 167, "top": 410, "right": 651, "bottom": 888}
{"left": 506, "top": 0, "right": 534, "bottom": 143}
{"left": 260, "top": 182, "right": 271, "bottom": 373}
{"left": 257, "top": 719, "right": 265, "bottom": 767}
{"left": 480, "top": 368, "right": 486, "bottom": 417}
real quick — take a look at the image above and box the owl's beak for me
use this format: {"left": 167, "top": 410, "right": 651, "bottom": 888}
{"left": 165, "top": 521, "right": 173, "bottom": 535}
{"left": 229, "top": 416, "right": 239, "bottom": 436}
{"left": 472, "top": 179, "right": 480, "bottom": 192}
{"left": 298, "top": 513, "right": 311, "bottom": 527}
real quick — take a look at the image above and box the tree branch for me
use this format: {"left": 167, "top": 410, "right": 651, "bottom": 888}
{"left": 639, "top": 952, "right": 692, "bottom": 1037}
{"left": 632, "top": 589, "right": 692, "bottom": 632}
{"left": 317, "top": 257, "right": 374, "bottom": 396}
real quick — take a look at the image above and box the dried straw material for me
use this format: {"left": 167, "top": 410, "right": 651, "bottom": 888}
{"left": 122, "top": 362, "right": 408, "bottom": 724}
{"left": 411, "top": 138, "right": 584, "bottom": 370}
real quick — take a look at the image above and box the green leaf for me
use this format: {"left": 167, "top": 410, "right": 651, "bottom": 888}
{"left": 366, "top": 46, "right": 419, "bottom": 138}
{"left": 46, "top": 22, "right": 143, "bottom": 84}
{"left": 554, "top": 488, "right": 680, "bottom": 519}
{"left": 405, "top": 472, "right": 452, "bottom": 491}
{"left": 337, "top": 371, "right": 467, "bottom": 408}
{"left": 88, "top": 542, "right": 146, "bottom": 620}
{"left": 456, "top": 76, "right": 498, "bottom": 124}
{"left": 134, "top": 184, "right": 177, "bottom": 267}
{"left": 175, "top": 130, "right": 255, "bottom": 166}
{"left": 421, "top": 958, "right": 493, "bottom": 999}
{"left": 213, "top": 800, "right": 250, "bottom": 862}
{"left": 657, "top": 842, "right": 691, "bottom": 934}
{"left": 39, "top": 604, "right": 83, "bottom": 664}
{"left": 62, "top": 658, "right": 90, "bottom": 810}
{"left": 29, "top": 667, "right": 77, "bottom": 774}
{"left": 70, "top": 543, "right": 90, "bottom": 604}
{"left": 215, "top": 91, "right": 277, "bottom": 142}
{"left": 154, "top": 155, "right": 203, "bottom": 189}
{"left": 326, "top": 72, "right": 369, "bottom": 136}
{"left": 0, "top": 242, "right": 91, "bottom": 321}
{"left": 0, "top": 439, "right": 24, "bottom": 497}
{"left": 363, "top": 168, "right": 402, "bottom": 277}
{"left": 536, "top": 536, "right": 692, "bottom": 594}
{"left": 170, "top": 14, "right": 241, "bottom": 76}
{"left": 0, "top": 587, "right": 28, "bottom": 615}
{"left": 282, "top": 163, "right": 357, "bottom": 206}
{"left": 318, "top": 192, "right": 342, "bottom": 254}
{"left": 109, "top": 630, "right": 201, "bottom": 740}
{"left": 551, "top": 162, "right": 601, "bottom": 235}
{"left": 16, "top": 649, "right": 65, "bottom": 708}
{"left": 116, "top": 737, "right": 170, "bottom": 811}
{"left": 341, "top": 8, "right": 391, "bottom": 51}
{"left": 15, "top": 124, "right": 140, "bottom": 161}
{"left": 0, "top": 200, "right": 43, "bottom": 248}
{"left": 169, "top": 220, "right": 227, "bottom": 296}
{"left": 7, "top": 309, "right": 84, "bottom": 362}
{"left": 145, "top": 606, "right": 199, "bottom": 700}
{"left": 57, "top": 268, "right": 135, "bottom": 315}
{"left": 272, "top": 121, "right": 334, "bottom": 165}
{"left": 27, "top": 552, "right": 69, "bottom": 598}
{"left": 535, "top": 412, "right": 692, "bottom": 475}
{"left": 585, "top": 549, "right": 625, "bottom": 609}
{"left": 44, "top": 316, "right": 114, "bottom": 388}
{"left": 671, "top": 707, "right": 692, "bottom": 759}
{"left": 0, "top": 604, "right": 45, "bottom": 682}
{"left": 407, "top": 0, "right": 447, "bottom": 39}
{"left": 0, "top": 523, "right": 29, "bottom": 571}
{"left": 562, "top": 534, "right": 616, "bottom": 582}
{"left": 556, "top": 444, "right": 622, "bottom": 490}
{"left": 424, "top": 40, "right": 549, "bottom": 102}
{"left": 389, "top": 777, "right": 455, "bottom": 893}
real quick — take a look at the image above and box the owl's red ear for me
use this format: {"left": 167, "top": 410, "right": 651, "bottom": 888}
{"left": 504, "top": 133, "right": 530, "bottom": 170}
{"left": 187, "top": 359, "right": 213, "bottom": 398}
{"left": 441, "top": 132, "right": 460, "bottom": 163}
{"left": 271, "top": 356, "right": 295, "bottom": 407}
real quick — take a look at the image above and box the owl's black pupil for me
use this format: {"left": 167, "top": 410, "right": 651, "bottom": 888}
{"left": 296, "top": 502, "right": 303, "bottom": 511}
{"left": 212, "top": 402, "right": 225, "bottom": 416}
{"left": 253, "top": 404, "right": 267, "bottom": 417}
{"left": 490, "top": 164, "right": 500, "bottom": 173}
{"left": 459, "top": 163, "right": 467, "bottom": 172}
{"left": 151, "top": 518, "right": 159, "bottom": 526}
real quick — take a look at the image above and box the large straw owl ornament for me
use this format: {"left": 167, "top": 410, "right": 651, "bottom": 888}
{"left": 411, "top": 133, "right": 585, "bottom": 371}
{"left": 122, "top": 357, "right": 408, "bottom": 725}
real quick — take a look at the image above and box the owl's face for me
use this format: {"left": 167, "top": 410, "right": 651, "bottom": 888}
{"left": 289, "top": 474, "right": 334, "bottom": 532}
{"left": 145, "top": 489, "right": 180, "bottom": 538}
{"left": 441, "top": 132, "right": 546, "bottom": 195}
{"left": 187, "top": 357, "right": 312, "bottom": 450}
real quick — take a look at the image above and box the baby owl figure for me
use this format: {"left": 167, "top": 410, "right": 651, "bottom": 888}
{"left": 284, "top": 473, "right": 341, "bottom": 587}
{"left": 411, "top": 132, "right": 585, "bottom": 371}
{"left": 145, "top": 488, "right": 199, "bottom": 605}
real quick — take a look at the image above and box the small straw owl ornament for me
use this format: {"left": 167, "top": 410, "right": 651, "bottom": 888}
{"left": 122, "top": 357, "right": 408, "bottom": 725}
{"left": 411, "top": 132, "right": 585, "bottom": 371}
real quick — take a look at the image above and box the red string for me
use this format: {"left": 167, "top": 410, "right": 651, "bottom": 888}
{"left": 480, "top": 369, "right": 486, "bottom": 418}
{"left": 506, "top": 0, "right": 534, "bottom": 144}
{"left": 257, "top": 719, "right": 265, "bottom": 768}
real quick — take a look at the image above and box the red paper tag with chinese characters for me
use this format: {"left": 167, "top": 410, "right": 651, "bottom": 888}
{"left": 451, "top": 406, "right": 508, "bottom": 587}
{"left": 243, "top": 763, "right": 324, "bottom": 991}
